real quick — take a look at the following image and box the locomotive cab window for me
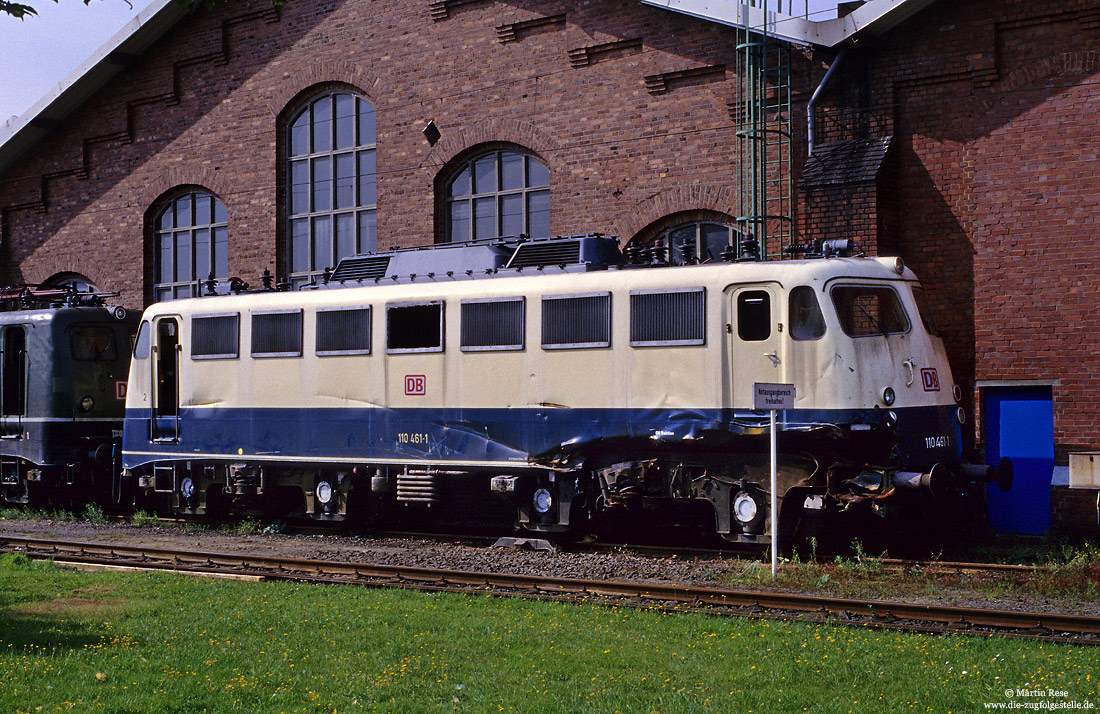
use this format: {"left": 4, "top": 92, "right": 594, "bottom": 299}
{"left": 252, "top": 310, "right": 304, "bottom": 358}
{"left": 70, "top": 326, "right": 118, "bottom": 362}
{"left": 133, "top": 322, "right": 150, "bottom": 360}
{"left": 910, "top": 285, "right": 941, "bottom": 337}
{"left": 788, "top": 286, "right": 826, "bottom": 341}
{"left": 831, "top": 285, "right": 910, "bottom": 338}
{"left": 737, "top": 291, "right": 771, "bottom": 342}
{"left": 317, "top": 306, "right": 371, "bottom": 355}
{"left": 630, "top": 288, "right": 705, "bottom": 347}
{"left": 192, "top": 314, "right": 240, "bottom": 359}
{"left": 387, "top": 302, "right": 444, "bottom": 353}
{"left": 541, "top": 293, "right": 611, "bottom": 349}
{"left": 461, "top": 298, "right": 524, "bottom": 351}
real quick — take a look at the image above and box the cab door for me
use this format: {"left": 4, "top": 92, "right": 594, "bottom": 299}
{"left": 150, "top": 317, "right": 180, "bottom": 443}
{"left": 0, "top": 326, "right": 27, "bottom": 438}
{"left": 727, "top": 283, "right": 786, "bottom": 409}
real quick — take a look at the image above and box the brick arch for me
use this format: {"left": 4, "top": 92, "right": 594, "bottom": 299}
{"left": 265, "top": 61, "right": 381, "bottom": 117}
{"left": 134, "top": 167, "right": 231, "bottom": 215}
{"left": 21, "top": 259, "right": 115, "bottom": 293}
{"left": 614, "top": 185, "right": 738, "bottom": 243}
{"left": 424, "top": 118, "right": 561, "bottom": 170}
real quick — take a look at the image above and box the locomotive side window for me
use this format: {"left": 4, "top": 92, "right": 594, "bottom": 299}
{"left": 831, "top": 285, "right": 910, "bottom": 338}
{"left": 387, "top": 302, "right": 444, "bottom": 353}
{"left": 788, "top": 286, "right": 826, "bottom": 341}
{"left": 317, "top": 306, "right": 371, "bottom": 355}
{"left": 251, "top": 310, "right": 304, "bottom": 358}
{"left": 460, "top": 298, "right": 524, "bottom": 351}
{"left": 910, "top": 285, "right": 941, "bottom": 336}
{"left": 69, "top": 326, "right": 118, "bottom": 362}
{"left": 541, "top": 293, "right": 611, "bottom": 349}
{"left": 737, "top": 291, "right": 771, "bottom": 341}
{"left": 133, "top": 322, "right": 150, "bottom": 360}
{"left": 192, "top": 314, "right": 240, "bottom": 359}
{"left": 629, "top": 288, "right": 705, "bottom": 347}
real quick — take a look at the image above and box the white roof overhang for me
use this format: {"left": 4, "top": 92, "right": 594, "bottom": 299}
{"left": 639, "top": 0, "right": 940, "bottom": 47}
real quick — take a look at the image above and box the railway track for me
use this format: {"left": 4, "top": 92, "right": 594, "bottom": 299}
{"left": 1, "top": 534, "right": 1094, "bottom": 645}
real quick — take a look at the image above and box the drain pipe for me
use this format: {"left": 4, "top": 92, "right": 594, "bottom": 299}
{"left": 807, "top": 48, "right": 847, "bottom": 157}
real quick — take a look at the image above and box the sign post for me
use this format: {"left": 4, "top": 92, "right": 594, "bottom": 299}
{"left": 754, "top": 382, "right": 795, "bottom": 580}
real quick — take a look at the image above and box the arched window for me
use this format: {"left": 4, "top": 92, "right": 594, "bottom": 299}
{"left": 656, "top": 221, "right": 738, "bottom": 265}
{"left": 153, "top": 191, "right": 228, "bottom": 302}
{"left": 44, "top": 272, "right": 97, "bottom": 293}
{"left": 287, "top": 91, "right": 377, "bottom": 288}
{"left": 445, "top": 150, "right": 549, "bottom": 242}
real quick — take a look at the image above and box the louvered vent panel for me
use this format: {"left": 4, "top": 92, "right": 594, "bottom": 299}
{"left": 508, "top": 241, "right": 581, "bottom": 268}
{"left": 329, "top": 256, "right": 392, "bottom": 282}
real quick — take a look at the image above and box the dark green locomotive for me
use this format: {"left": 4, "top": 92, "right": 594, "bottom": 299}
{"left": 0, "top": 287, "right": 137, "bottom": 507}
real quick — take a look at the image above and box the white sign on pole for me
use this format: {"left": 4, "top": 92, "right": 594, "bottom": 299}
{"left": 754, "top": 382, "right": 795, "bottom": 580}
{"left": 754, "top": 382, "right": 795, "bottom": 411}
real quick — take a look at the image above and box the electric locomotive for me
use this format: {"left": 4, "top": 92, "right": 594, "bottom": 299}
{"left": 121, "top": 235, "right": 1009, "bottom": 548}
{"left": 0, "top": 286, "right": 137, "bottom": 507}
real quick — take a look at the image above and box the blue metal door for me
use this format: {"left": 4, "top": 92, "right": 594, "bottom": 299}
{"left": 982, "top": 387, "right": 1054, "bottom": 535}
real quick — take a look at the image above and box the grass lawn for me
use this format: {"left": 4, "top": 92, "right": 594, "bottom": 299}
{"left": 0, "top": 553, "right": 1097, "bottom": 714}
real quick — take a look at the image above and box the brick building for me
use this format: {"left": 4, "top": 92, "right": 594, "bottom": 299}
{"left": 0, "top": 0, "right": 1097, "bottom": 534}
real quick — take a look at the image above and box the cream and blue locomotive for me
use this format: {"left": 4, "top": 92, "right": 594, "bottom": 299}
{"left": 0, "top": 287, "right": 137, "bottom": 507}
{"left": 121, "top": 235, "right": 1009, "bottom": 546}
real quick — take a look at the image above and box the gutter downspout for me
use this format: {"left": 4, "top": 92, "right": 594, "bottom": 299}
{"left": 807, "top": 48, "right": 847, "bottom": 157}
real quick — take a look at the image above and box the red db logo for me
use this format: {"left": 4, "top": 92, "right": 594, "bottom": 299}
{"left": 921, "top": 368, "right": 940, "bottom": 392}
{"left": 115, "top": 380, "right": 128, "bottom": 401}
{"left": 405, "top": 375, "right": 426, "bottom": 396}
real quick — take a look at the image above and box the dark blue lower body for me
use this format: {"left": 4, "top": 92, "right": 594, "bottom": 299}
{"left": 122, "top": 404, "right": 962, "bottom": 473}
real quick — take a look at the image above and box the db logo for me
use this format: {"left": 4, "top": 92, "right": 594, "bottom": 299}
{"left": 405, "top": 375, "right": 426, "bottom": 396}
{"left": 921, "top": 368, "right": 940, "bottom": 392}
{"left": 115, "top": 380, "right": 128, "bottom": 401}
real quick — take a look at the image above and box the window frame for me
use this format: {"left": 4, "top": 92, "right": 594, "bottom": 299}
{"left": 286, "top": 90, "right": 378, "bottom": 289}
{"left": 153, "top": 191, "right": 229, "bottom": 302}
{"left": 315, "top": 305, "right": 373, "bottom": 356}
{"left": 250, "top": 309, "right": 304, "bottom": 359}
{"left": 385, "top": 301, "right": 445, "bottom": 354}
{"left": 629, "top": 287, "right": 707, "bottom": 348}
{"left": 445, "top": 150, "right": 550, "bottom": 243}
{"left": 191, "top": 313, "right": 240, "bottom": 360}
{"left": 460, "top": 297, "right": 526, "bottom": 352}
{"left": 541, "top": 292, "right": 612, "bottom": 350}
{"left": 829, "top": 283, "right": 912, "bottom": 339}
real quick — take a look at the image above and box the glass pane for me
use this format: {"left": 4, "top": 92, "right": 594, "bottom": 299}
{"left": 501, "top": 152, "right": 523, "bottom": 191}
{"left": 357, "top": 99, "right": 376, "bottom": 146}
{"left": 500, "top": 193, "right": 522, "bottom": 237}
{"left": 358, "top": 150, "right": 377, "bottom": 206}
{"left": 527, "top": 190, "right": 550, "bottom": 238}
{"left": 312, "top": 216, "right": 332, "bottom": 271}
{"left": 527, "top": 156, "right": 549, "bottom": 186}
{"left": 194, "top": 194, "right": 211, "bottom": 224}
{"left": 213, "top": 226, "right": 228, "bottom": 279}
{"left": 737, "top": 291, "right": 771, "bottom": 342}
{"left": 213, "top": 197, "right": 227, "bottom": 224}
{"left": 174, "top": 231, "right": 191, "bottom": 282}
{"left": 449, "top": 199, "right": 470, "bottom": 242}
{"left": 335, "top": 153, "right": 355, "bottom": 209}
{"left": 291, "top": 218, "right": 310, "bottom": 273}
{"left": 700, "top": 223, "right": 731, "bottom": 262}
{"left": 155, "top": 287, "right": 171, "bottom": 303}
{"left": 358, "top": 210, "right": 377, "bottom": 254}
{"left": 158, "top": 233, "right": 173, "bottom": 282}
{"left": 312, "top": 97, "right": 332, "bottom": 153}
{"left": 289, "top": 111, "right": 310, "bottom": 156}
{"left": 174, "top": 285, "right": 191, "bottom": 300}
{"left": 473, "top": 155, "right": 496, "bottom": 194}
{"left": 335, "top": 213, "right": 355, "bottom": 261}
{"left": 312, "top": 156, "right": 332, "bottom": 211}
{"left": 789, "top": 286, "right": 826, "bottom": 340}
{"left": 290, "top": 160, "right": 309, "bottom": 215}
{"left": 194, "top": 228, "right": 211, "bottom": 283}
{"left": 449, "top": 166, "right": 471, "bottom": 198}
{"left": 335, "top": 94, "right": 355, "bottom": 150}
{"left": 667, "top": 225, "right": 696, "bottom": 264}
{"left": 158, "top": 208, "right": 173, "bottom": 231}
{"left": 473, "top": 196, "right": 495, "bottom": 240}
{"left": 175, "top": 195, "right": 192, "bottom": 228}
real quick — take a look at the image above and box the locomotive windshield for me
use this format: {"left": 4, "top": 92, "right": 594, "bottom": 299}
{"left": 830, "top": 285, "right": 910, "bottom": 338}
{"left": 69, "top": 326, "right": 118, "bottom": 362}
{"left": 910, "top": 285, "right": 941, "bottom": 336}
